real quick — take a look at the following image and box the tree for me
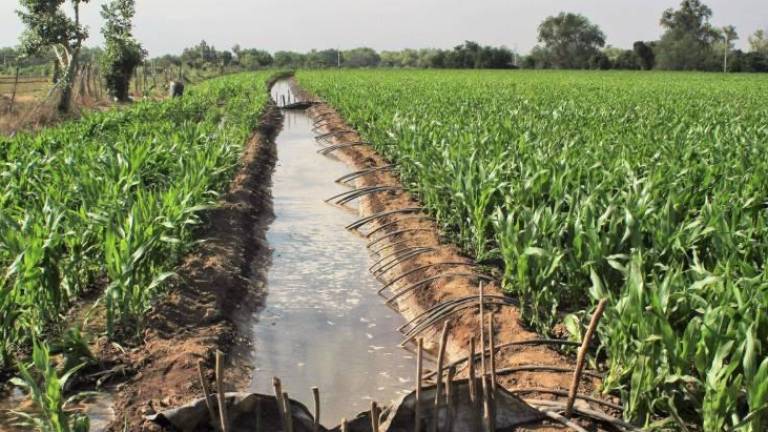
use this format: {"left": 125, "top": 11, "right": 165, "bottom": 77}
{"left": 236, "top": 49, "right": 273, "bottom": 69}
{"left": 16, "top": 0, "right": 91, "bottom": 112}
{"left": 748, "top": 29, "right": 768, "bottom": 55}
{"left": 536, "top": 12, "right": 606, "bottom": 69}
{"left": 633, "top": 41, "right": 656, "bottom": 70}
{"left": 655, "top": 0, "right": 720, "bottom": 70}
{"left": 342, "top": 47, "right": 380, "bottom": 68}
{"left": 100, "top": 0, "right": 143, "bottom": 101}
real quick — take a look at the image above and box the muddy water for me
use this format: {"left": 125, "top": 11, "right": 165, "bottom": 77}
{"left": 244, "top": 82, "right": 415, "bottom": 423}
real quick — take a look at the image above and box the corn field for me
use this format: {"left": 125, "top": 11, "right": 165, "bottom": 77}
{"left": 298, "top": 69, "right": 768, "bottom": 430}
{"left": 0, "top": 72, "right": 270, "bottom": 365}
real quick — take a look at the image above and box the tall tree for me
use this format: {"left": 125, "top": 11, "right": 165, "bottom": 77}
{"left": 100, "top": 0, "right": 143, "bottom": 101}
{"left": 748, "top": 29, "right": 768, "bottom": 54}
{"left": 536, "top": 12, "right": 606, "bottom": 69}
{"left": 655, "top": 0, "right": 720, "bottom": 70}
{"left": 16, "top": 0, "right": 90, "bottom": 112}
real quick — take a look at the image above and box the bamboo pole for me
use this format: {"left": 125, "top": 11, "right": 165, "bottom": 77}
{"left": 431, "top": 321, "right": 450, "bottom": 432}
{"left": 565, "top": 298, "right": 608, "bottom": 417}
{"left": 312, "top": 387, "right": 320, "bottom": 432}
{"left": 488, "top": 312, "right": 497, "bottom": 392}
{"left": 482, "top": 375, "right": 495, "bottom": 432}
{"left": 283, "top": 392, "right": 294, "bottom": 432}
{"left": 468, "top": 337, "right": 477, "bottom": 403}
{"left": 479, "top": 282, "right": 487, "bottom": 378}
{"left": 415, "top": 338, "right": 423, "bottom": 432}
{"left": 273, "top": 377, "right": 287, "bottom": 431}
{"left": 445, "top": 367, "right": 455, "bottom": 430}
{"left": 197, "top": 360, "right": 218, "bottom": 429}
{"left": 370, "top": 401, "right": 380, "bottom": 432}
{"left": 214, "top": 351, "right": 229, "bottom": 432}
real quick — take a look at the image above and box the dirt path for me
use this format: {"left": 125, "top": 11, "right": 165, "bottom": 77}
{"left": 106, "top": 103, "right": 281, "bottom": 431}
{"left": 292, "top": 79, "right": 622, "bottom": 431}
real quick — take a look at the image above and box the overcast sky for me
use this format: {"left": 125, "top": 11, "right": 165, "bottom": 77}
{"left": 1, "top": 0, "right": 766, "bottom": 55}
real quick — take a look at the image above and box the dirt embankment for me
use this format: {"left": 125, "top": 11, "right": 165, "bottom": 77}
{"left": 106, "top": 103, "right": 281, "bottom": 431}
{"left": 293, "top": 80, "right": 620, "bottom": 431}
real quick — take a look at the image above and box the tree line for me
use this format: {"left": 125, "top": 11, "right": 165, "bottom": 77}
{"left": 7, "top": 0, "right": 768, "bottom": 113}
{"left": 142, "top": 0, "right": 767, "bottom": 73}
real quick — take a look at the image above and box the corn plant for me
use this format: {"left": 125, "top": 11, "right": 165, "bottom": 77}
{"left": 0, "top": 72, "right": 271, "bottom": 359}
{"left": 298, "top": 69, "right": 768, "bottom": 429}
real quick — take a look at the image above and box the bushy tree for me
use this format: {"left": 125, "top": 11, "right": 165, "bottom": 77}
{"left": 536, "top": 12, "right": 606, "bottom": 69}
{"left": 100, "top": 0, "right": 143, "bottom": 101}
{"left": 748, "top": 29, "right": 768, "bottom": 55}
{"left": 236, "top": 48, "right": 273, "bottom": 69}
{"left": 633, "top": 41, "right": 656, "bottom": 69}
{"left": 341, "top": 47, "right": 380, "bottom": 68}
{"left": 655, "top": 0, "right": 720, "bottom": 70}
{"left": 273, "top": 51, "right": 305, "bottom": 68}
{"left": 16, "top": 0, "right": 90, "bottom": 112}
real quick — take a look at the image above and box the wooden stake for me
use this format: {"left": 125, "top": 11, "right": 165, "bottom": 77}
{"left": 283, "top": 392, "right": 294, "bottom": 432}
{"left": 341, "top": 418, "right": 349, "bottom": 432}
{"left": 312, "top": 387, "right": 320, "bottom": 432}
{"left": 482, "top": 375, "right": 495, "bottom": 432}
{"left": 446, "top": 367, "right": 455, "bottom": 431}
{"left": 468, "top": 337, "right": 477, "bottom": 403}
{"left": 566, "top": 298, "right": 608, "bottom": 417}
{"left": 197, "top": 360, "right": 218, "bottom": 429}
{"left": 431, "top": 321, "right": 450, "bottom": 432}
{"left": 273, "top": 377, "right": 286, "bottom": 431}
{"left": 370, "top": 401, "right": 380, "bottom": 432}
{"left": 488, "top": 312, "right": 497, "bottom": 392}
{"left": 415, "top": 338, "right": 423, "bottom": 432}
{"left": 214, "top": 351, "right": 229, "bottom": 432}
{"left": 479, "top": 282, "right": 487, "bottom": 378}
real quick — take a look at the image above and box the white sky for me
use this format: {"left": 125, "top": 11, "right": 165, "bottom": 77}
{"left": 1, "top": 0, "right": 765, "bottom": 56}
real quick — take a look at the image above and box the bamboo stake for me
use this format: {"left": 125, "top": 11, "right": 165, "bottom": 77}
{"left": 468, "top": 337, "right": 477, "bottom": 404}
{"left": 273, "top": 377, "right": 286, "bottom": 431}
{"left": 371, "top": 401, "right": 380, "bottom": 432}
{"left": 312, "top": 387, "right": 320, "bottom": 432}
{"left": 488, "top": 312, "right": 497, "bottom": 392}
{"left": 415, "top": 338, "right": 423, "bottom": 432}
{"left": 445, "top": 367, "right": 455, "bottom": 431}
{"left": 479, "top": 282, "right": 487, "bottom": 378}
{"left": 341, "top": 418, "right": 348, "bottom": 432}
{"left": 431, "top": 321, "right": 450, "bottom": 432}
{"left": 197, "top": 360, "right": 218, "bottom": 429}
{"left": 214, "top": 351, "right": 229, "bottom": 432}
{"left": 482, "top": 375, "right": 495, "bottom": 432}
{"left": 566, "top": 298, "right": 608, "bottom": 417}
{"left": 283, "top": 392, "right": 294, "bottom": 432}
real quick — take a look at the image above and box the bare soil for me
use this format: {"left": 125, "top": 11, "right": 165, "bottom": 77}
{"left": 104, "top": 104, "right": 281, "bottom": 431}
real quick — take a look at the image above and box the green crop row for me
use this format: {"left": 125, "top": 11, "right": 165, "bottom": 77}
{"left": 298, "top": 69, "right": 768, "bottom": 430}
{"left": 0, "top": 72, "right": 271, "bottom": 365}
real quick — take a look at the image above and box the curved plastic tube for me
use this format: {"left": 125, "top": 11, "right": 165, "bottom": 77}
{"left": 346, "top": 208, "right": 423, "bottom": 230}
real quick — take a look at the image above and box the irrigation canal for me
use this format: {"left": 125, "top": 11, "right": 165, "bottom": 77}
{"left": 242, "top": 81, "right": 415, "bottom": 423}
